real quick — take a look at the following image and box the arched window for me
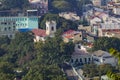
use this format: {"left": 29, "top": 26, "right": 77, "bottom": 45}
{"left": 84, "top": 58, "right": 87, "bottom": 63}
{"left": 71, "top": 59, "right": 73, "bottom": 63}
{"left": 75, "top": 59, "right": 78, "bottom": 63}
{"left": 80, "top": 35, "right": 81, "bottom": 37}
{"left": 51, "top": 26, "right": 54, "bottom": 31}
{"left": 78, "top": 45, "right": 81, "bottom": 49}
{"left": 80, "top": 58, "right": 82, "bottom": 62}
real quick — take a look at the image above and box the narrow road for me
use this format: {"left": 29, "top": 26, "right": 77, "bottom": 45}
{"left": 62, "top": 63, "right": 80, "bottom": 80}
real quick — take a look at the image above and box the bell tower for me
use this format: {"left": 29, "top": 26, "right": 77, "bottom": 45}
{"left": 46, "top": 20, "right": 56, "bottom": 36}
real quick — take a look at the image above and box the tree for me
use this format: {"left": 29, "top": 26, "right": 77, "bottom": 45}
{"left": 52, "top": 0, "right": 72, "bottom": 12}
{"left": 106, "top": 48, "right": 120, "bottom": 80}
{"left": 0, "top": 30, "right": 74, "bottom": 80}
{"left": 0, "top": 0, "right": 30, "bottom": 10}
{"left": 0, "top": 36, "right": 10, "bottom": 56}
{"left": 40, "top": 13, "right": 78, "bottom": 31}
{"left": 8, "top": 32, "right": 34, "bottom": 66}
{"left": 82, "top": 64, "right": 114, "bottom": 78}
{"left": 93, "top": 37, "right": 120, "bottom": 51}
{"left": 0, "top": 61, "right": 15, "bottom": 80}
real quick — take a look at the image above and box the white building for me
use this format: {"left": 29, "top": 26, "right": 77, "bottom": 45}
{"left": 92, "top": 17, "right": 120, "bottom": 36}
{"left": 46, "top": 20, "right": 56, "bottom": 37}
{"left": 95, "top": 12, "right": 109, "bottom": 22}
{"left": 70, "top": 43, "right": 92, "bottom": 66}
{"left": 90, "top": 17, "right": 102, "bottom": 26}
{"left": 92, "top": 0, "right": 102, "bottom": 6}
{"left": 92, "top": 50, "right": 117, "bottom": 66}
{"left": 32, "top": 20, "right": 56, "bottom": 42}
{"left": 59, "top": 12, "right": 80, "bottom": 21}
{"left": 113, "top": 6, "right": 120, "bottom": 15}
{"left": 112, "top": 0, "right": 120, "bottom": 3}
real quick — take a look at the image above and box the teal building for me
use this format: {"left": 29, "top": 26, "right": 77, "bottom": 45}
{"left": 0, "top": 16, "right": 38, "bottom": 38}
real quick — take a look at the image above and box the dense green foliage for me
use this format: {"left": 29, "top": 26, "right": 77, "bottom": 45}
{"left": 93, "top": 37, "right": 120, "bottom": 51}
{"left": 92, "top": 37, "right": 120, "bottom": 80}
{"left": 0, "top": 31, "right": 74, "bottom": 80}
{"left": 0, "top": 0, "right": 92, "bottom": 15}
{"left": 40, "top": 13, "right": 78, "bottom": 31}
{"left": 82, "top": 64, "right": 114, "bottom": 78}
{"left": 107, "top": 48, "right": 120, "bottom": 80}
{"left": 0, "top": 0, "right": 30, "bottom": 10}
{"left": 52, "top": 0, "right": 72, "bottom": 12}
{"left": 50, "top": 0, "right": 92, "bottom": 15}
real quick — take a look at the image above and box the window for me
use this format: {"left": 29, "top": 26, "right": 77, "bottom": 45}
{"left": 51, "top": 26, "right": 54, "bottom": 31}
{"left": 4, "top": 22, "right": 7, "bottom": 25}
{"left": 9, "top": 35, "right": 12, "bottom": 38}
{"left": 8, "top": 27, "right": 11, "bottom": 30}
{"left": 94, "top": 58, "right": 99, "bottom": 62}
{"left": 13, "top": 26, "right": 16, "bottom": 30}
{"left": 8, "top": 22, "right": 10, "bottom": 25}
{"left": 71, "top": 59, "right": 73, "bottom": 63}
{"left": 13, "top": 22, "right": 15, "bottom": 25}
{"left": 75, "top": 59, "right": 78, "bottom": 63}
{"left": 89, "top": 58, "right": 91, "bottom": 61}
{"left": 4, "top": 27, "right": 7, "bottom": 31}
{"left": 78, "top": 45, "right": 81, "bottom": 49}
{"left": 80, "top": 58, "right": 82, "bottom": 62}
{"left": 80, "top": 35, "right": 81, "bottom": 37}
{"left": 84, "top": 58, "right": 87, "bottom": 63}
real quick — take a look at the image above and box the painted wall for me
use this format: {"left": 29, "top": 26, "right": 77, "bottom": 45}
{"left": 0, "top": 16, "right": 38, "bottom": 30}
{"left": 0, "top": 16, "right": 38, "bottom": 37}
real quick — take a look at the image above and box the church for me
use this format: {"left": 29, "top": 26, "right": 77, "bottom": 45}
{"left": 32, "top": 20, "right": 56, "bottom": 42}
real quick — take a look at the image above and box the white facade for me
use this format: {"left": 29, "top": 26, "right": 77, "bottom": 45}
{"left": 90, "top": 17, "right": 102, "bottom": 26}
{"left": 59, "top": 12, "right": 80, "bottom": 21}
{"left": 92, "top": 50, "right": 117, "bottom": 66}
{"left": 92, "top": 0, "right": 101, "bottom": 6}
{"left": 46, "top": 20, "right": 56, "bottom": 36}
{"left": 113, "top": 7, "right": 120, "bottom": 15}
{"left": 70, "top": 44, "right": 92, "bottom": 66}
{"left": 33, "top": 35, "right": 46, "bottom": 42}
{"left": 100, "top": 21, "right": 120, "bottom": 29}
{"left": 112, "top": 0, "right": 120, "bottom": 3}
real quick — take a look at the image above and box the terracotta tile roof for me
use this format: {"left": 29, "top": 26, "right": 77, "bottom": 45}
{"left": 32, "top": 29, "right": 47, "bottom": 37}
{"left": 102, "top": 29, "right": 120, "bottom": 33}
{"left": 97, "top": 12, "right": 107, "bottom": 18}
{"left": 108, "top": 1, "right": 115, "bottom": 5}
{"left": 64, "top": 35, "right": 74, "bottom": 39}
{"left": 63, "top": 30, "right": 75, "bottom": 35}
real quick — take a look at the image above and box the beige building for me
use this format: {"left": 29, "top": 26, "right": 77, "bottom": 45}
{"left": 78, "top": 25, "right": 92, "bottom": 32}
{"left": 113, "top": 6, "right": 120, "bottom": 15}
{"left": 92, "top": 50, "right": 117, "bottom": 66}
{"left": 59, "top": 12, "right": 80, "bottom": 21}
{"left": 62, "top": 30, "right": 83, "bottom": 43}
{"left": 112, "top": 0, "right": 120, "bottom": 3}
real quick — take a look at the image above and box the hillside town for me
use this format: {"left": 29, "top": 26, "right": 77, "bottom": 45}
{"left": 0, "top": 0, "right": 120, "bottom": 80}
